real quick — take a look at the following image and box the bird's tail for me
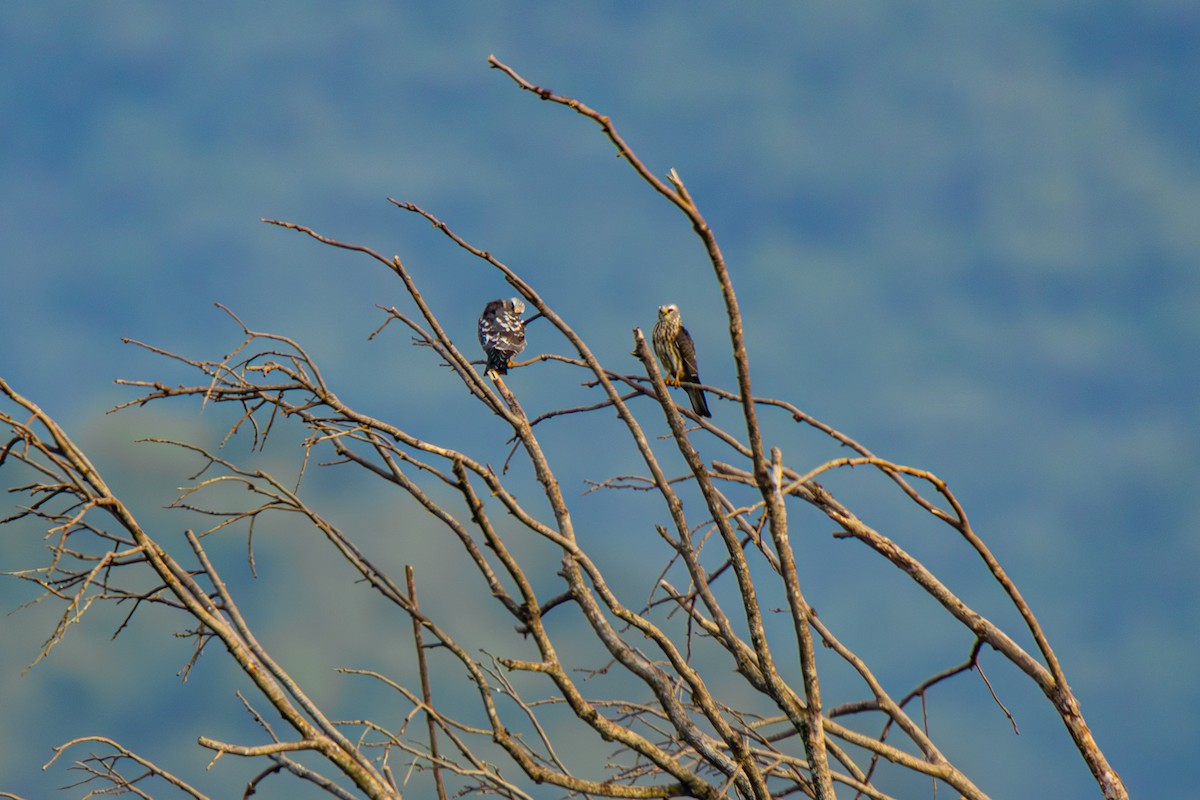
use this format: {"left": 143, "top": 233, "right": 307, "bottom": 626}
{"left": 487, "top": 351, "right": 510, "bottom": 375}
{"left": 686, "top": 385, "right": 711, "bottom": 418}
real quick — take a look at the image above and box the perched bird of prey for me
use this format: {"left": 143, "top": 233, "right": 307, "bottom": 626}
{"left": 652, "top": 304, "right": 711, "bottom": 417}
{"left": 478, "top": 297, "right": 527, "bottom": 375}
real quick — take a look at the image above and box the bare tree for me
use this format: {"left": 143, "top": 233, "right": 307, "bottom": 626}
{"left": 1, "top": 58, "right": 1127, "bottom": 800}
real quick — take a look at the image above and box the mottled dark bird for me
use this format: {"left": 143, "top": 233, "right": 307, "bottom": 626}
{"left": 652, "top": 303, "right": 711, "bottom": 417}
{"left": 478, "top": 297, "right": 527, "bottom": 375}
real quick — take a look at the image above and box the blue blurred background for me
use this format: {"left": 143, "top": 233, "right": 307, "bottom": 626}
{"left": 2, "top": 4, "right": 1197, "bottom": 798}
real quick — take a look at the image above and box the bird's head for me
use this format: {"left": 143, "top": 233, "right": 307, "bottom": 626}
{"left": 506, "top": 297, "right": 526, "bottom": 315}
{"left": 658, "top": 304, "right": 679, "bottom": 318}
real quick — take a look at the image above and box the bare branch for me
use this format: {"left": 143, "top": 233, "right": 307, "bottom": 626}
{"left": 0, "top": 55, "right": 1128, "bottom": 800}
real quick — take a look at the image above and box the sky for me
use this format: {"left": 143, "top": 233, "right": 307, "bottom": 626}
{"left": 1, "top": 4, "right": 1198, "bottom": 799}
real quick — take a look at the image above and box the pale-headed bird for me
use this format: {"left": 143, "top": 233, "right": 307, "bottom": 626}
{"left": 652, "top": 303, "right": 711, "bottom": 417}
